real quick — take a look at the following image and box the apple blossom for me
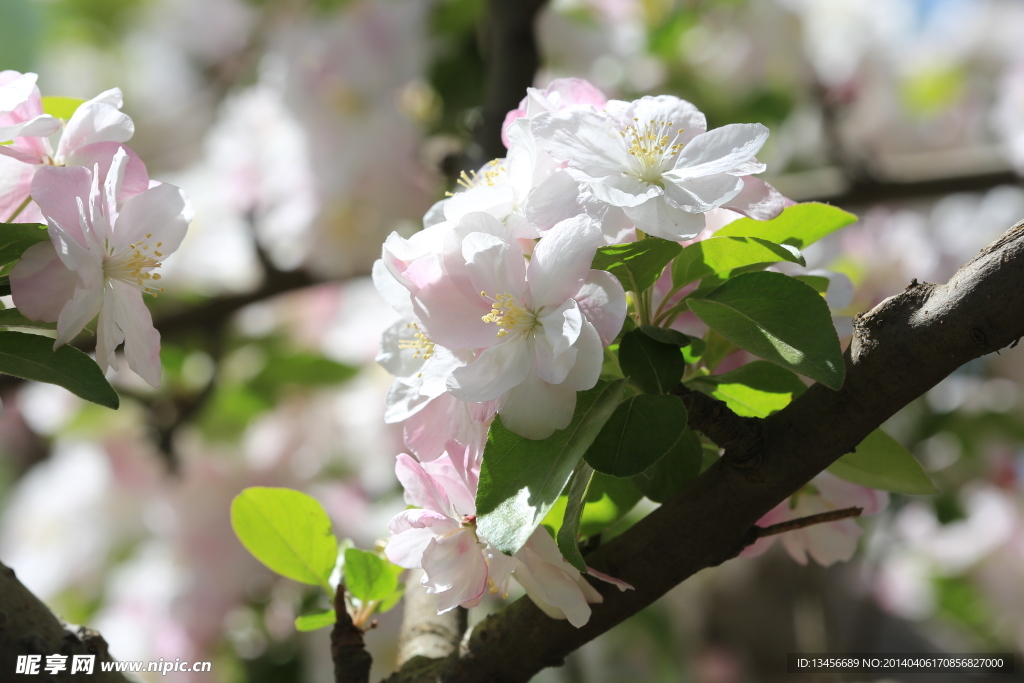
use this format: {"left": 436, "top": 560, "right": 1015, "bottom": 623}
{"left": 0, "top": 71, "right": 59, "bottom": 143}
{"left": 532, "top": 95, "right": 774, "bottom": 240}
{"left": 10, "top": 148, "right": 192, "bottom": 387}
{"left": 0, "top": 78, "right": 149, "bottom": 223}
{"left": 742, "top": 472, "right": 889, "bottom": 566}
{"left": 500, "top": 77, "right": 608, "bottom": 148}
{"left": 395, "top": 211, "right": 624, "bottom": 439}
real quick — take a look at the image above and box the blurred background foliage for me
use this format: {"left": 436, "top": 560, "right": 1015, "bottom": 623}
{"left": 2, "top": 0, "right": 1024, "bottom": 681}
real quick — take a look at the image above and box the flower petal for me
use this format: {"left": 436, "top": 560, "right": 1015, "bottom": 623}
{"left": 56, "top": 88, "right": 133, "bottom": 160}
{"left": 421, "top": 530, "right": 488, "bottom": 613}
{"left": 115, "top": 182, "right": 192, "bottom": 254}
{"left": 447, "top": 340, "right": 532, "bottom": 403}
{"left": 671, "top": 123, "right": 769, "bottom": 179}
{"left": 532, "top": 108, "right": 633, "bottom": 177}
{"left": 10, "top": 241, "right": 78, "bottom": 322}
{"left": 31, "top": 166, "right": 93, "bottom": 248}
{"left": 575, "top": 270, "right": 627, "bottom": 345}
{"left": 497, "top": 372, "right": 576, "bottom": 440}
{"left": 560, "top": 320, "right": 602, "bottom": 392}
{"left": 623, "top": 195, "right": 706, "bottom": 240}
{"left": 527, "top": 214, "right": 601, "bottom": 309}
{"left": 395, "top": 452, "right": 454, "bottom": 516}
{"left": 55, "top": 285, "right": 103, "bottom": 348}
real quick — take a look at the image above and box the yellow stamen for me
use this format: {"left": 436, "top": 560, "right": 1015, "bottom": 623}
{"left": 480, "top": 292, "right": 535, "bottom": 338}
{"left": 397, "top": 321, "right": 436, "bottom": 359}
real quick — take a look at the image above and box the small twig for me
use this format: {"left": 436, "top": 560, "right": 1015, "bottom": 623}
{"left": 756, "top": 506, "right": 863, "bottom": 538}
{"left": 5, "top": 195, "right": 32, "bottom": 223}
{"left": 330, "top": 584, "right": 372, "bottom": 683}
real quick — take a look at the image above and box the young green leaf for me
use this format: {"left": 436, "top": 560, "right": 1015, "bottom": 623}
{"left": 688, "top": 272, "right": 845, "bottom": 389}
{"left": 0, "top": 331, "right": 119, "bottom": 408}
{"left": 631, "top": 428, "right": 702, "bottom": 503}
{"left": 0, "top": 223, "right": 49, "bottom": 267}
{"left": 691, "top": 361, "right": 807, "bottom": 418}
{"left": 592, "top": 238, "right": 682, "bottom": 294}
{"left": 556, "top": 466, "right": 643, "bottom": 571}
{"left": 585, "top": 394, "right": 689, "bottom": 477}
{"left": 700, "top": 330, "right": 737, "bottom": 372}
{"left": 476, "top": 379, "right": 626, "bottom": 555}
{"left": 295, "top": 610, "right": 337, "bottom": 632}
{"left": 793, "top": 275, "right": 830, "bottom": 295}
{"left": 828, "top": 430, "right": 938, "bottom": 495}
{"left": 671, "top": 236, "right": 805, "bottom": 288}
{"left": 343, "top": 548, "right": 400, "bottom": 603}
{"left": 231, "top": 487, "right": 338, "bottom": 593}
{"left": 557, "top": 464, "right": 596, "bottom": 571}
{"left": 618, "top": 329, "right": 686, "bottom": 394}
{"left": 637, "top": 325, "right": 690, "bottom": 348}
{"left": 714, "top": 202, "right": 858, "bottom": 248}
{"left": 0, "top": 308, "right": 56, "bottom": 329}
{"left": 41, "top": 96, "right": 86, "bottom": 121}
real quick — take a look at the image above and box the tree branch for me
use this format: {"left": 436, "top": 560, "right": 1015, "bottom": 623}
{"left": 0, "top": 560, "right": 130, "bottom": 682}
{"left": 330, "top": 585, "right": 372, "bottom": 683}
{"left": 387, "top": 219, "right": 1024, "bottom": 682}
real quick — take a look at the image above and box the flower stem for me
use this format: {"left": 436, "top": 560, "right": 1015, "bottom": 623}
{"left": 756, "top": 506, "right": 863, "bottom": 538}
{"left": 5, "top": 196, "right": 31, "bottom": 223}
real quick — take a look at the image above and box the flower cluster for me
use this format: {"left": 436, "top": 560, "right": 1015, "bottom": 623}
{"left": 374, "top": 79, "right": 789, "bottom": 624}
{"left": 1, "top": 71, "right": 192, "bottom": 386}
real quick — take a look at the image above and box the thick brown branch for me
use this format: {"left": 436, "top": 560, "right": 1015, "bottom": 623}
{"left": 0, "top": 560, "right": 130, "bottom": 682}
{"left": 391, "top": 219, "right": 1024, "bottom": 682}
{"left": 330, "top": 586, "right": 372, "bottom": 683}
{"left": 670, "top": 384, "right": 761, "bottom": 464}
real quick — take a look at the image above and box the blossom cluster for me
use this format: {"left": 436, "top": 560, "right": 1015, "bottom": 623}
{"left": 373, "top": 79, "right": 811, "bottom": 624}
{"left": 0, "top": 71, "right": 192, "bottom": 387}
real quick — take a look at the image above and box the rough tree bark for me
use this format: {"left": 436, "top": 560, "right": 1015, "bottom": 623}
{"left": 382, "top": 221, "right": 1024, "bottom": 682}
{"left": 0, "top": 560, "right": 130, "bottom": 682}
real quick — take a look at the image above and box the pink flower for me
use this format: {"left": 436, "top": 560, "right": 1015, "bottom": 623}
{"left": 399, "top": 211, "right": 625, "bottom": 439}
{"left": 743, "top": 472, "right": 889, "bottom": 566}
{"left": 501, "top": 78, "right": 608, "bottom": 148}
{"left": 0, "top": 77, "right": 149, "bottom": 223}
{"left": 10, "top": 149, "right": 192, "bottom": 386}
{"left": 384, "top": 453, "right": 492, "bottom": 612}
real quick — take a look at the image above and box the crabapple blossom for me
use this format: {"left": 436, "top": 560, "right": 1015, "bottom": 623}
{"left": 0, "top": 75, "right": 149, "bottom": 223}
{"left": 500, "top": 77, "right": 608, "bottom": 148}
{"left": 532, "top": 95, "right": 775, "bottom": 240}
{"left": 0, "top": 71, "right": 59, "bottom": 143}
{"left": 742, "top": 472, "right": 889, "bottom": 566}
{"left": 396, "top": 211, "right": 625, "bottom": 439}
{"left": 10, "top": 148, "right": 192, "bottom": 387}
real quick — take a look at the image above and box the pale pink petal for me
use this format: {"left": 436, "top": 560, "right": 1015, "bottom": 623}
{"left": 497, "top": 372, "right": 576, "bottom": 440}
{"left": 386, "top": 509, "right": 457, "bottom": 569}
{"left": 31, "top": 166, "right": 92, "bottom": 247}
{"left": 65, "top": 142, "right": 150, "bottom": 204}
{"left": 54, "top": 285, "right": 103, "bottom": 348}
{"left": 623, "top": 195, "right": 706, "bottom": 240}
{"left": 574, "top": 270, "right": 627, "bottom": 345}
{"left": 10, "top": 241, "right": 77, "bottom": 321}
{"left": 395, "top": 453, "right": 454, "bottom": 516}
{"left": 115, "top": 182, "right": 192, "bottom": 254}
{"left": 586, "top": 566, "right": 633, "bottom": 591}
{"left": 720, "top": 176, "right": 790, "bottom": 221}
{"left": 56, "top": 89, "right": 133, "bottom": 160}
{"left": 671, "top": 123, "right": 769, "bottom": 180}
{"left": 662, "top": 173, "right": 745, "bottom": 213}
{"left": 527, "top": 214, "right": 601, "bottom": 309}
{"left": 447, "top": 340, "right": 532, "bottom": 403}
{"left": 532, "top": 109, "right": 633, "bottom": 177}
{"left": 421, "top": 530, "right": 488, "bottom": 613}
{"left": 110, "top": 282, "right": 162, "bottom": 387}
{"left": 559, "top": 321, "right": 602, "bottom": 392}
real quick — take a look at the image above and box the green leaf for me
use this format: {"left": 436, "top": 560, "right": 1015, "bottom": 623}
{"left": 631, "top": 428, "right": 702, "bottom": 502}
{"left": 556, "top": 466, "right": 643, "bottom": 571}
{"left": 688, "top": 272, "right": 845, "bottom": 389}
{"left": 0, "top": 331, "right": 118, "bottom": 408}
{"left": 828, "top": 430, "right": 938, "bottom": 495}
{"left": 476, "top": 379, "right": 626, "bottom": 555}
{"left": 377, "top": 573, "right": 405, "bottom": 614}
{"left": 230, "top": 487, "right": 338, "bottom": 593}
{"left": 0, "top": 223, "right": 49, "bottom": 266}
{"left": 592, "top": 238, "right": 682, "bottom": 294}
{"left": 0, "top": 276, "right": 11, "bottom": 297}
{"left": 343, "top": 548, "right": 399, "bottom": 603}
{"left": 700, "top": 330, "right": 736, "bottom": 372}
{"left": 618, "top": 329, "right": 685, "bottom": 394}
{"left": 0, "top": 308, "right": 56, "bottom": 329}
{"left": 41, "top": 96, "right": 85, "bottom": 121}
{"left": 294, "top": 610, "right": 336, "bottom": 632}
{"left": 692, "top": 361, "right": 807, "bottom": 418}
{"left": 681, "top": 337, "right": 706, "bottom": 365}
{"left": 578, "top": 473, "right": 643, "bottom": 537}
{"left": 714, "top": 202, "right": 858, "bottom": 249}
{"left": 671, "top": 236, "right": 805, "bottom": 287}
{"left": 585, "top": 394, "right": 689, "bottom": 477}
{"left": 794, "top": 275, "right": 830, "bottom": 295}
{"left": 557, "top": 465, "right": 596, "bottom": 571}
{"left": 637, "top": 325, "right": 690, "bottom": 348}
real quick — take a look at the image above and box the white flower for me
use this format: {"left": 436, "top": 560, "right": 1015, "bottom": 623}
{"left": 532, "top": 95, "right": 769, "bottom": 240}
